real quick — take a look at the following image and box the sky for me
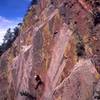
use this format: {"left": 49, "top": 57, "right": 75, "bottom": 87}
{"left": 0, "top": 0, "right": 31, "bottom": 44}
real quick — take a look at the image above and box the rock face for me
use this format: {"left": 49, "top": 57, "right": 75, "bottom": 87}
{"left": 53, "top": 59, "right": 98, "bottom": 100}
{"left": 0, "top": 0, "right": 100, "bottom": 100}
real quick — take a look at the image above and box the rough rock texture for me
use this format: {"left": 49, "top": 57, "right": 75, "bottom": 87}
{"left": 0, "top": 0, "right": 100, "bottom": 100}
{"left": 53, "top": 59, "right": 98, "bottom": 100}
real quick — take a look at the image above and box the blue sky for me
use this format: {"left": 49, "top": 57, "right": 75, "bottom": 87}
{"left": 0, "top": 0, "right": 31, "bottom": 44}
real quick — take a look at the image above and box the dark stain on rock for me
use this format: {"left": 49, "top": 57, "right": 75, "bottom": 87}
{"left": 94, "top": 1, "right": 100, "bottom": 7}
{"left": 76, "top": 42, "right": 85, "bottom": 57}
{"left": 54, "top": 32, "right": 58, "bottom": 35}
{"left": 96, "top": 49, "right": 99, "bottom": 52}
{"left": 63, "top": 2, "right": 68, "bottom": 7}
{"left": 33, "top": 30, "right": 43, "bottom": 68}
{"left": 33, "top": 31, "right": 43, "bottom": 52}
{"left": 74, "top": 21, "right": 77, "bottom": 24}
{"left": 20, "top": 91, "right": 36, "bottom": 100}
{"left": 93, "top": 12, "right": 100, "bottom": 26}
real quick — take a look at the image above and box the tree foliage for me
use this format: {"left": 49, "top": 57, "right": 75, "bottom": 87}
{"left": 30, "top": 0, "right": 38, "bottom": 5}
{"left": 0, "top": 26, "right": 20, "bottom": 56}
{"left": 3, "top": 28, "right": 14, "bottom": 43}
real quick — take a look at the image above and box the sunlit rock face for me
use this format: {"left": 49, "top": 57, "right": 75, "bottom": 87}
{"left": 0, "top": 0, "right": 100, "bottom": 100}
{"left": 53, "top": 59, "right": 98, "bottom": 100}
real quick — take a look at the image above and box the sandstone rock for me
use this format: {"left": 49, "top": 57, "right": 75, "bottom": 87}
{"left": 0, "top": 0, "right": 100, "bottom": 100}
{"left": 53, "top": 59, "right": 98, "bottom": 100}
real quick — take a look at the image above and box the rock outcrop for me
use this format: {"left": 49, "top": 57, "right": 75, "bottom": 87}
{"left": 0, "top": 0, "right": 100, "bottom": 100}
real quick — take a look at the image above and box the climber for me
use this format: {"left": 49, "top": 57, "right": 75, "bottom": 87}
{"left": 20, "top": 91, "right": 36, "bottom": 100}
{"left": 34, "top": 75, "right": 44, "bottom": 90}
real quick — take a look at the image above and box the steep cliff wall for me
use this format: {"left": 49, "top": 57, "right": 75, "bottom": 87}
{"left": 0, "top": 0, "right": 100, "bottom": 100}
